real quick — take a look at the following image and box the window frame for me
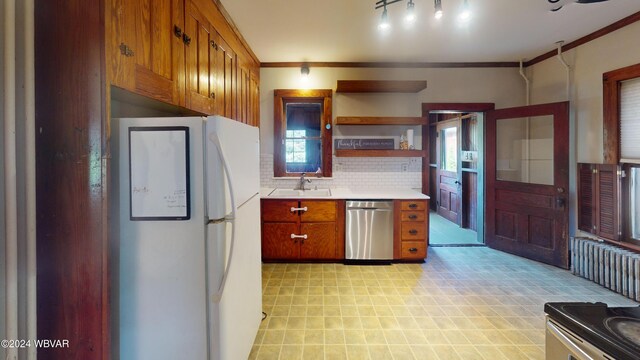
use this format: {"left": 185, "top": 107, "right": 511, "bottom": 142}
{"left": 602, "top": 63, "right": 640, "bottom": 248}
{"left": 273, "top": 89, "right": 333, "bottom": 178}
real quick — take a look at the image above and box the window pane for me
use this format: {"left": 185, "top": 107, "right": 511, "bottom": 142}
{"left": 621, "top": 78, "right": 640, "bottom": 160}
{"left": 286, "top": 139, "right": 322, "bottom": 173}
{"left": 632, "top": 168, "right": 640, "bottom": 241}
{"left": 496, "top": 116, "right": 554, "bottom": 185}
{"left": 441, "top": 127, "right": 457, "bottom": 172}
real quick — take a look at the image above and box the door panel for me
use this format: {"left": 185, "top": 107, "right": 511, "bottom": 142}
{"left": 486, "top": 102, "right": 569, "bottom": 268}
{"left": 437, "top": 122, "right": 461, "bottom": 224}
{"left": 214, "top": 37, "right": 236, "bottom": 119}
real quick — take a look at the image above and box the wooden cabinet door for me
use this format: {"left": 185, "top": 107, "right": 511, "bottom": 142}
{"left": 300, "top": 201, "right": 337, "bottom": 222}
{"left": 262, "top": 223, "right": 299, "bottom": 259}
{"left": 131, "top": 0, "right": 185, "bottom": 106}
{"left": 108, "top": 0, "right": 136, "bottom": 90}
{"left": 249, "top": 72, "right": 260, "bottom": 127}
{"left": 214, "top": 36, "right": 236, "bottom": 119}
{"left": 300, "top": 223, "right": 336, "bottom": 259}
{"left": 184, "top": 0, "right": 216, "bottom": 114}
{"left": 237, "top": 60, "right": 251, "bottom": 123}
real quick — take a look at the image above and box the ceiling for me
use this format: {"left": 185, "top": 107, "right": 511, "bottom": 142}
{"left": 221, "top": 0, "right": 640, "bottom": 63}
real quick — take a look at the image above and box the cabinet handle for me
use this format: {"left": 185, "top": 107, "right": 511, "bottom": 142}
{"left": 182, "top": 33, "right": 191, "bottom": 45}
{"left": 409, "top": 229, "right": 418, "bottom": 235}
{"left": 290, "top": 207, "right": 308, "bottom": 212}
{"left": 210, "top": 40, "right": 218, "bottom": 50}
{"left": 290, "top": 234, "right": 307, "bottom": 244}
{"left": 174, "top": 25, "right": 182, "bottom": 38}
{"left": 408, "top": 203, "right": 418, "bottom": 209}
{"left": 119, "top": 43, "right": 134, "bottom": 57}
{"left": 409, "top": 248, "right": 418, "bottom": 253}
{"left": 209, "top": 92, "right": 216, "bottom": 99}
{"left": 408, "top": 215, "right": 418, "bottom": 220}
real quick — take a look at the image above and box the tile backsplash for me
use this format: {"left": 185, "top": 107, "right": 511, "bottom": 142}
{"left": 260, "top": 154, "right": 422, "bottom": 189}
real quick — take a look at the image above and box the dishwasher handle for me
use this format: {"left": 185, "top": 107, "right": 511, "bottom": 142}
{"left": 347, "top": 207, "right": 392, "bottom": 211}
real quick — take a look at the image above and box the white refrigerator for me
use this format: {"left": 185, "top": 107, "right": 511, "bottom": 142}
{"left": 112, "top": 116, "right": 262, "bottom": 360}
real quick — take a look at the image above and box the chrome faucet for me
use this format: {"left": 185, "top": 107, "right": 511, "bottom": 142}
{"left": 295, "top": 173, "right": 312, "bottom": 191}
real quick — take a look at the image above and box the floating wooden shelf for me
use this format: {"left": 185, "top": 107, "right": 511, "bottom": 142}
{"left": 336, "top": 80, "right": 427, "bottom": 93}
{"left": 335, "top": 149, "right": 426, "bottom": 158}
{"left": 336, "top": 116, "right": 428, "bottom": 125}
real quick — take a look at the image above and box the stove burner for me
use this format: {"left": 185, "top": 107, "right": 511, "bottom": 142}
{"left": 604, "top": 317, "right": 640, "bottom": 349}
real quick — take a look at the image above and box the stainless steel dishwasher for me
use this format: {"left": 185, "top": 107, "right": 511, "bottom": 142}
{"left": 345, "top": 201, "right": 394, "bottom": 260}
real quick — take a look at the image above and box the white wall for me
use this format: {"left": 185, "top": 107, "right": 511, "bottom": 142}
{"left": 259, "top": 67, "right": 525, "bottom": 188}
{"left": 0, "top": 0, "right": 6, "bottom": 356}
{"left": 528, "top": 20, "right": 640, "bottom": 235}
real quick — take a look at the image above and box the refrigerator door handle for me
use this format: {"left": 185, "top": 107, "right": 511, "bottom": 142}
{"left": 209, "top": 131, "right": 238, "bottom": 303}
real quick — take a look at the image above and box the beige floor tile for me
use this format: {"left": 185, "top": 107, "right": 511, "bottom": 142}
{"left": 326, "top": 329, "right": 346, "bottom": 344}
{"left": 280, "top": 345, "right": 303, "bottom": 360}
{"left": 475, "top": 345, "right": 509, "bottom": 360}
{"left": 256, "top": 345, "right": 281, "bottom": 360}
{"left": 342, "top": 306, "right": 360, "bottom": 317}
{"left": 378, "top": 317, "right": 400, "bottom": 330}
{"left": 364, "top": 330, "right": 387, "bottom": 344}
{"left": 306, "top": 316, "right": 324, "bottom": 329}
{"left": 382, "top": 329, "right": 407, "bottom": 344}
{"left": 325, "top": 316, "right": 344, "bottom": 329}
{"left": 388, "top": 345, "right": 416, "bottom": 360}
{"left": 402, "top": 329, "right": 428, "bottom": 345}
{"left": 360, "top": 317, "right": 382, "bottom": 330}
{"left": 248, "top": 345, "right": 260, "bottom": 360}
{"left": 302, "top": 345, "right": 324, "bottom": 360}
{"left": 454, "top": 345, "right": 484, "bottom": 360}
{"left": 431, "top": 345, "right": 461, "bottom": 360}
{"left": 325, "top": 305, "right": 342, "bottom": 317}
{"left": 262, "top": 330, "right": 285, "bottom": 345}
{"left": 411, "top": 345, "right": 438, "bottom": 359}
{"left": 283, "top": 330, "right": 304, "bottom": 344}
{"left": 304, "top": 330, "right": 324, "bottom": 344}
{"left": 367, "top": 345, "right": 393, "bottom": 360}
{"left": 518, "top": 345, "right": 545, "bottom": 360}
{"left": 345, "top": 330, "right": 368, "bottom": 345}
{"left": 497, "top": 345, "right": 532, "bottom": 360}
{"left": 422, "top": 329, "right": 450, "bottom": 345}
{"left": 254, "top": 330, "right": 265, "bottom": 345}
{"left": 326, "top": 345, "right": 349, "bottom": 359}
{"left": 344, "top": 316, "right": 364, "bottom": 330}
{"left": 346, "top": 345, "right": 371, "bottom": 360}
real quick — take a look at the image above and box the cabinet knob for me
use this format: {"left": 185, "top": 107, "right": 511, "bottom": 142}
{"left": 119, "top": 43, "right": 134, "bottom": 57}
{"left": 182, "top": 33, "right": 191, "bottom": 45}
{"left": 409, "top": 203, "right": 418, "bottom": 209}
{"left": 174, "top": 25, "right": 182, "bottom": 38}
{"left": 408, "top": 215, "right": 418, "bottom": 220}
{"left": 409, "top": 229, "right": 418, "bottom": 235}
{"left": 209, "top": 92, "right": 215, "bottom": 99}
{"left": 210, "top": 40, "right": 218, "bottom": 50}
{"left": 409, "top": 248, "right": 418, "bottom": 253}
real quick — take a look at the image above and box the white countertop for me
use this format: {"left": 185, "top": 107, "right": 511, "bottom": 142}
{"left": 260, "top": 187, "right": 430, "bottom": 200}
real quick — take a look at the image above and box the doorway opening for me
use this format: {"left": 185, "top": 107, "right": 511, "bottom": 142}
{"left": 422, "top": 103, "right": 495, "bottom": 246}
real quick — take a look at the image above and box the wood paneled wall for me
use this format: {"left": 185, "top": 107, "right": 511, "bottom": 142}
{"left": 35, "top": 0, "right": 109, "bottom": 358}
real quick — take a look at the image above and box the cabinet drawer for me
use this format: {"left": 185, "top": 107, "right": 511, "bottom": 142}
{"left": 401, "top": 211, "right": 426, "bottom": 222}
{"left": 300, "top": 201, "right": 336, "bottom": 222}
{"left": 401, "top": 222, "right": 426, "bottom": 240}
{"left": 261, "top": 200, "right": 299, "bottom": 222}
{"left": 401, "top": 241, "right": 426, "bottom": 259}
{"left": 401, "top": 201, "right": 426, "bottom": 211}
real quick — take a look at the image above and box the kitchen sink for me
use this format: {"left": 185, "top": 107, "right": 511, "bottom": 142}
{"left": 268, "top": 188, "right": 332, "bottom": 197}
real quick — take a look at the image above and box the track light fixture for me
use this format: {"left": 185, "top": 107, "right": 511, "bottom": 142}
{"left": 375, "top": 0, "right": 471, "bottom": 28}
{"left": 434, "top": 0, "right": 443, "bottom": 19}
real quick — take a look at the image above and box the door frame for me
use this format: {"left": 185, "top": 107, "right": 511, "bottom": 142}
{"left": 435, "top": 119, "right": 462, "bottom": 225}
{"left": 422, "top": 103, "right": 495, "bottom": 244}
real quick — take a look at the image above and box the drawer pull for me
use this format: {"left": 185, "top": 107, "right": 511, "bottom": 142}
{"left": 409, "top": 248, "right": 418, "bottom": 253}
{"left": 290, "top": 207, "right": 308, "bottom": 212}
{"left": 408, "top": 215, "right": 418, "bottom": 220}
{"left": 409, "top": 229, "right": 418, "bottom": 235}
{"left": 291, "top": 234, "right": 307, "bottom": 243}
{"left": 408, "top": 203, "right": 418, "bottom": 209}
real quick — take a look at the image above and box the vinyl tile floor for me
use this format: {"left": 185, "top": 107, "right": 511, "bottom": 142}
{"left": 429, "top": 212, "right": 480, "bottom": 246}
{"left": 250, "top": 247, "right": 638, "bottom": 360}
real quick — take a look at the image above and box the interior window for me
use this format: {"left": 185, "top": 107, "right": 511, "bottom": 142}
{"left": 441, "top": 127, "right": 458, "bottom": 172}
{"left": 273, "top": 89, "right": 332, "bottom": 177}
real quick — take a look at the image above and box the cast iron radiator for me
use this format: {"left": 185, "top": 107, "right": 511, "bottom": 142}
{"left": 570, "top": 237, "right": 640, "bottom": 301}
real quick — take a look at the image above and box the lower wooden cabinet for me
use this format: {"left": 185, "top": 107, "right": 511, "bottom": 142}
{"left": 395, "top": 199, "right": 430, "bottom": 261}
{"left": 261, "top": 199, "right": 345, "bottom": 261}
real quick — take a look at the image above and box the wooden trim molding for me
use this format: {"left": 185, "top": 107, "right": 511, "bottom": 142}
{"left": 336, "top": 80, "right": 426, "bottom": 93}
{"left": 261, "top": 61, "right": 520, "bottom": 69}
{"left": 525, "top": 11, "right": 640, "bottom": 67}
{"left": 602, "top": 62, "right": 640, "bottom": 164}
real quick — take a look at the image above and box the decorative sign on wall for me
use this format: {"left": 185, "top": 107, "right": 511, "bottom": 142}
{"left": 129, "top": 127, "right": 191, "bottom": 221}
{"left": 334, "top": 138, "right": 394, "bottom": 150}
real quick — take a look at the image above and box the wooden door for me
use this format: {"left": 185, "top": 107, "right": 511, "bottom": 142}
{"left": 184, "top": 0, "right": 216, "bottom": 114}
{"left": 132, "top": 0, "right": 185, "bottom": 106}
{"left": 300, "top": 223, "right": 336, "bottom": 259}
{"left": 214, "top": 36, "right": 236, "bottom": 119}
{"left": 486, "top": 102, "right": 570, "bottom": 268}
{"left": 436, "top": 121, "right": 462, "bottom": 224}
{"left": 262, "top": 223, "right": 299, "bottom": 259}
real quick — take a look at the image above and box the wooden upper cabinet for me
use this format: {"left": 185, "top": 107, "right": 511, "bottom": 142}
{"left": 109, "top": 0, "right": 136, "bottom": 90}
{"left": 132, "top": 0, "right": 186, "bottom": 106}
{"left": 184, "top": 0, "right": 216, "bottom": 114}
{"left": 249, "top": 72, "right": 260, "bottom": 127}
{"left": 213, "top": 36, "right": 236, "bottom": 119}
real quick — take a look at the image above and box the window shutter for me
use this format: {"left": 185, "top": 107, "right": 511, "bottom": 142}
{"left": 595, "top": 164, "right": 621, "bottom": 240}
{"left": 577, "top": 163, "right": 595, "bottom": 232}
{"left": 620, "top": 78, "right": 640, "bottom": 161}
